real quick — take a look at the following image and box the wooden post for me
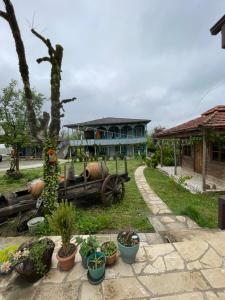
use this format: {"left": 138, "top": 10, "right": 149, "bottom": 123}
{"left": 133, "top": 145, "right": 135, "bottom": 158}
{"left": 124, "top": 156, "right": 128, "bottom": 174}
{"left": 160, "top": 140, "right": 163, "bottom": 167}
{"left": 202, "top": 131, "right": 207, "bottom": 191}
{"left": 173, "top": 140, "right": 177, "bottom": 175}
{"left": 100, "top": 160, "right": 104, "bottom": 179}
{"left": 115, "top": 156, "right": 118, "bottom": 174}
{"left": 64, "top": 163, "right": 67, "bottom": 197}
{"left": 84, "top": 160, "right": 87, "bottom": 189}
{"left": 179, "top": 139, "right": 182, "bottom": 167}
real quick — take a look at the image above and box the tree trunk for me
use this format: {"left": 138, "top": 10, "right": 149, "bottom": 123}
{"left": 0, "top": 0, "right": 38, "bottom": 139}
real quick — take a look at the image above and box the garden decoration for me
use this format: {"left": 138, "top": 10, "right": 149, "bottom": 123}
{"left": 79, "top": 235, "right": 100, "bottom": 269}
{"left": 101, "top": 241, "right": 117, "bottom": 266}
{"left": 0, "top": 157, "right": 129, "bottom": 221}
{"left": 87, "top": 251, "right": 106, "bottom": 284}
{"left": 0, "top": 245, "right": 18, "bottom": 276}
{"left": 13, "top": 238, "right": 55, "bottom": 282}
{"left": 48, "top": 201, "right": 83, "bottom": 271}
{"left": 27, "top": 217, "right": 45, "bottom": 234}
{"left": 117, "top": 230, "right": 140, "bottom": 264}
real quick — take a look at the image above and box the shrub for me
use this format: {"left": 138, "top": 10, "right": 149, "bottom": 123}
{"left": 0, "top": 245, "right": 18, "bottom": 263}
{"left": 101, "top": 241, "right": 117, "bottom": 257}
{"left": 48, "top": 201, "right": 82, "bottom": 256}
{"left": 79, "top": 235, "right": 100, "bottom": 257}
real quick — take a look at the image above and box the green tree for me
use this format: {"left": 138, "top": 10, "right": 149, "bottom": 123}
{"left": 0, "top": 80, "right": 44, "bottom": 175}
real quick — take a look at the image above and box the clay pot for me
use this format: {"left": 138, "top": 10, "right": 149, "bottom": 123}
{"left": 28, "top": 179, "right": 45, "bottom": 198}
{"left": 56, "top": 245, "right": 77, "bottom": 271}
{"left": 105, "top": 252, "right": 117, "bottom": 266}
{"left": 85, "top": 162, "right": 108, "bottom": 181}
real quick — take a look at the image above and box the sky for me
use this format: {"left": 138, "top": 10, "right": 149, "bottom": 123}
{"left": 0, "top": 0, "right": 225, "bottom": 132}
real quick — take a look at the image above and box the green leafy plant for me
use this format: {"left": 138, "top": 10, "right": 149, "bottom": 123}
{"left": 117, "top": 230, "right": 139, "bottom": 247}
{"left": 101, "top": 241, "right": 117, "bottom": 257}
{"left": 88, "top": 254, "right": 105, "bottom": 270}
{"left": 42, "top": 138, "right": 59, "bottom": 213}
{"left": 0, "top": 245, "right": 18, "bottom": 263}
{"left": 79, "top": 235, "right": 100, "bottom": 257}
{"left": 48, "top": 201, "right": 82, "bottom": 256}
{"left": 12, "top": 238, "right": 54, "bottom": 277}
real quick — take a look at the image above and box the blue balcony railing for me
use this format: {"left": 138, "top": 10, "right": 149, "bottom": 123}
{"left": 69, "top": 137, "right": 147, "bottom": 147}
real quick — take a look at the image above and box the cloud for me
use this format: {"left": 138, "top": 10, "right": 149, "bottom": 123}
{"left": 0, "top": 0, "right": 225, "bottom": 132}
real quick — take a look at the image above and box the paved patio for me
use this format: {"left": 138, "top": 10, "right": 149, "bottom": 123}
{"left": 158, "top": 166, "right": 225, "bottom": 193}
{"left": 1, "top": 232, "right": 225, "bottom": 299}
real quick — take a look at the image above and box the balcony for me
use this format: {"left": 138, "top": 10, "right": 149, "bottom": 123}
{"left": 69, "top": 137, "right": 147, "bottom": 147}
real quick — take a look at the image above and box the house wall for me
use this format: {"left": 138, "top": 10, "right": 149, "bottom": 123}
{"left": 181, "top": 142, "right": 225, "bottom": 181}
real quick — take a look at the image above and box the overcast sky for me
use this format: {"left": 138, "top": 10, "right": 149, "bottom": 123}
{"left": 0, "top": 0, "right": 225, "bottom": 131}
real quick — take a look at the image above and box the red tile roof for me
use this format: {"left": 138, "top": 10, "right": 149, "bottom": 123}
{"left": 155, "top": 105, "right": 225, "bottom": 138}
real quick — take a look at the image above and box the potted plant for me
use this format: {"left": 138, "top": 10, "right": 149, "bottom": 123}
{"left": 101, "top": 241, "right": 117, "bottom": 266}
{"left": 117, "top": 230, "right": 140, "bottom": 264}
{"left": 79, "top": 235, "right": 100, "bottom": 269}
{"left": 87, "top": 251, "right": 106, "bottom": 284}
{"left": 48, "top": 201, "right": 82, "bottom": 271}
{"left": 0, "top": 245, "right": 18, "bottom": 275}
{"left": 13, "top": 238, "right": 55, "bottom": 282}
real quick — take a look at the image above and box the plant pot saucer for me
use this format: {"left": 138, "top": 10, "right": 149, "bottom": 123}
{"left": 87, "top": 270, "right": 105, "bottom": 285}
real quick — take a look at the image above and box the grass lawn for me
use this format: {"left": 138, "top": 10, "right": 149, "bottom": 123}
{"left": 0, "top": 159, "right": 153, "bottom": 235}
{"left": 144, "top": 168, "right": 219, "bottom": 228}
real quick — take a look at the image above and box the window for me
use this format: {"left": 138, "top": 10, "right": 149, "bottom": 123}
{"left": 211, "top": 142, "right": 225, "bottom": 162}
{"left": 183, "top": 145, "right": 191, "bottom": 156}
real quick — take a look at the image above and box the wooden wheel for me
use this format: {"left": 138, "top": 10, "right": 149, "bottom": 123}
{"left": 101, "top": 175, "right": 125, "bottom": 206}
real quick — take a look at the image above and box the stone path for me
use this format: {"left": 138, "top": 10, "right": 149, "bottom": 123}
{"left": 135, "top": 166, "right": 200, "bottom": 235}
{"left": 2, "top": 232, "right": 225, "bottom": 299}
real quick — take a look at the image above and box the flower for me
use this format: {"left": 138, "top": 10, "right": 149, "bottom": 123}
{"left": 13, "top": 248, "right": 30, "bottom": 261}
{"left": 0, "top": 261, "right": 12, "bottom": 273}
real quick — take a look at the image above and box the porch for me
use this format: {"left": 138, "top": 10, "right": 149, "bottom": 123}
{"left": 158, "top": 165, "right": 225, "bottom": 193}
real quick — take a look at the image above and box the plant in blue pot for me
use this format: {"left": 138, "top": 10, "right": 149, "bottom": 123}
{"left": 117, "top": 230, "right": 140, "bottom": 264}
{"left": 79, "top": 236, "right": 99, "bottom": 269}
{"left": 87, "top": 251, "right": 106, "bottom": 284}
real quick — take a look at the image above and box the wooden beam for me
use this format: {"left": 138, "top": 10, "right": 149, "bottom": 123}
{"left": 202, "top": 130, "right": 207, "bottom": 191}
{"left": 173, "top": 140, "right": 177, "bottom": 175}
{"left": 160, "top": 141, "right": 163, "bottom": 167}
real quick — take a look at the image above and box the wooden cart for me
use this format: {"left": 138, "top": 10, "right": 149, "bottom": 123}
{"left": 0, "top": 158, "right": 130, "bottom": 221}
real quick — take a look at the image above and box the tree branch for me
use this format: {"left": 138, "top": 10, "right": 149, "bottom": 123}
{"left": 60, "top": 97, "right": 76, "bottom": 105}
{"left": 36, "top": 56, "right": 51, "bottom": 64}
{"left": 31, "top": 28, "right": 55, "bottom": 56}
{"left": 0, "top": 10, "right": 8, "bottom": 21}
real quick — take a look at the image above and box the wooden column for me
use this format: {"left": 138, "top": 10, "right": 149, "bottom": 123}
{"left": 160, "top": 140, "right": 163, "bottom": 167}
{"left": 173, "top": 140, "right": 177, "bottom": 175}
{"left": 202, "top": 131, "right": 207, "bottom": 191}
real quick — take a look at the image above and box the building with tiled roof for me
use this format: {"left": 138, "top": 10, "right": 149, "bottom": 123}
{"left": 63, "top": 117, "right": 150, "bottom": 158}
{"left": 154, "top": 105, "right": 225, "bottom": 191}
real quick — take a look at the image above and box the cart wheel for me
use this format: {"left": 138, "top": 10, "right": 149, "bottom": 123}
{"left": 101, "top": 175, "right": 125, "bottom": 206}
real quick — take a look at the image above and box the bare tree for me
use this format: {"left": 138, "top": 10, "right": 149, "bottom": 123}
{"left": 0, "top": 0, "right": 76, "bottom": 144}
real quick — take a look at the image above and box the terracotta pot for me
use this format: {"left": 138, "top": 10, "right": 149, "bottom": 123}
{"left": 106, "top": 252, "right": 117, "bottom": 266}
{"left": 56, "top": 246, "right": 77, "bottom": 271}
{"left": 85, "top": 162, "right": 108, "bottom": 180}
{"left": 28, "top": 179, "right": 45, "bottom": 198}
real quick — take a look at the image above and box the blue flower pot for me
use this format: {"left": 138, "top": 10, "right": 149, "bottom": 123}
{"left": 117, "top": 232, "right": 140, "bottom": 264}
{"left": 87, "top": 252, "right": 106, "bottom": 282}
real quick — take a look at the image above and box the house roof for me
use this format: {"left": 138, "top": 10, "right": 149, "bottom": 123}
{"left": 64, "top": 117, "right": 150, "bottom": 128}
{"left": 155, "top": 105, "right": 225, "bottom": 138}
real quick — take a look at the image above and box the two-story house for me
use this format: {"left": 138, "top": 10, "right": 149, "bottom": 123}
{"left": 63, "top": 117, "right": 150, "bottom": 157}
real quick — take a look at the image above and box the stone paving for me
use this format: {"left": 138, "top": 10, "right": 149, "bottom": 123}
{"left": 2, "top": 232, "right": 225, "bottom": 299}
{"left": 135, "top": 166, "right": 200, "bottom": 235}
{"left": 158, "top": 166, "right": 225, "bottom": 193}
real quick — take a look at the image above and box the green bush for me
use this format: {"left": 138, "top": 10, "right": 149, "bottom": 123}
{"left": 79, "top": 235, "right": 100, "bottom": 257}
{"left": 48, "top": 201, "right": 81, "bottom": 255}
{"left": 0, "top": 245, "right": 18, "bottom": 263}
